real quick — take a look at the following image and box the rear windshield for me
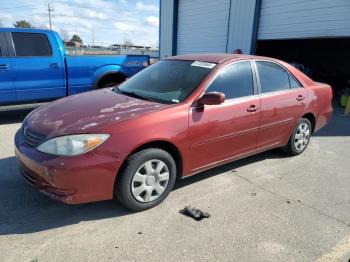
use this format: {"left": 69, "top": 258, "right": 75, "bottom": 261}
{"left": 117, "top": 60, "right": 215, "bottom": 104}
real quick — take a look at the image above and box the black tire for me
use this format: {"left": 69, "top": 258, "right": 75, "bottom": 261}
{"left": 282, "top": 118, "right": 312, "bottom": 156}
{"left": 115, "top": 148, "right": 177, "bottom": 211}
{"left": 96, "top": 74, "right": 126, "bottom": 89}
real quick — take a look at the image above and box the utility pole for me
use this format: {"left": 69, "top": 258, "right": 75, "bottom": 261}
{"left": 92, "top": 30, "right": 95, "bottom": 46}
{"left": 47, "top": 3, "right": 54, "bottom": 30}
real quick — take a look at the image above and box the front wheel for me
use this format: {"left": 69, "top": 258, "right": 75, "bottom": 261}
{"left": 282, "top": 118, "right": 312, "bottom": 156}
{"left": 115, "top": 148, "right": 177, "bottom": 211}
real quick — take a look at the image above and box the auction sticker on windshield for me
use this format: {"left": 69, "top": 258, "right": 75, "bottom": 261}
{"left": 191, "top": 61, "right": 216, "bottom": 69}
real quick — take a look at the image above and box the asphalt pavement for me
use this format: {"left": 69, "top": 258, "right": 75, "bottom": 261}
{"left": 0, "top": 105, "right": 350, "bottom": 262}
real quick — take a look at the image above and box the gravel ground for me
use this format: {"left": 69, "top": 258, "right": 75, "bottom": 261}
{"left": 0, "top": 106, "right": 350, "bottom": 262}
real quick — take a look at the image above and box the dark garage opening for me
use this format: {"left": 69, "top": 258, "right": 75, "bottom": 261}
{"left": 256, "top": 38, "right": 350, "bottom": 99}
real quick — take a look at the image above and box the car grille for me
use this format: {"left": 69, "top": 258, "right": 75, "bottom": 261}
{"left": 23, "top": 127, "right": 45, "bottom": 147}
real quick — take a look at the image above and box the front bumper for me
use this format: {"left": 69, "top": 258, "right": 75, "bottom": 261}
{"left": 14, "top": 129, "right": 126, "bottom": 204}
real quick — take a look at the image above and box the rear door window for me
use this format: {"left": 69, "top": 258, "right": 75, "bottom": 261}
{"left": 206, "top": 61, "right": 254, "bottom": 99}
{"left": 12, "top": 32, "right": 52, "bottom": 57}
{"left": 289, "top": 74, "right": 302, "bottom": 88}
{"left": 256, "top": 61, "right": 291, "bottom": 93}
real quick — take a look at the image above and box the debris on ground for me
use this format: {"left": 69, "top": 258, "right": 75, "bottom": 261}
{"left": 286, "top": 200, "right": 292, "bottom": 204}
{"left": 179, "top": 206, "right": 211, "bottom": 221}
{"left": 250, "top": 193, "right": 257, "bottom": 196}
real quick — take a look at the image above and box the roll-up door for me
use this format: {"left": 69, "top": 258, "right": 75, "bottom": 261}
{"left": 258, "top": 0, "right": 350, "bottom": 40}
{"left": 177, "top": 0, "right": 231, "bottom": 54}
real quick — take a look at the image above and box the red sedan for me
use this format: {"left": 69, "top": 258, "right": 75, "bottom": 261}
{"left": 15, "top": 54, "right": 333, "bottom": 211}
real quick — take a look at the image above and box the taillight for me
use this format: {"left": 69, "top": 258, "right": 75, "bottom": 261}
{"left": 143, "top": 61, "right": 149, "bottom": 68}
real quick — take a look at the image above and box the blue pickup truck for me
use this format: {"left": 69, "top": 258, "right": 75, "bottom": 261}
{"left": 0, "top": 28, "right": 150, "bottom": 105}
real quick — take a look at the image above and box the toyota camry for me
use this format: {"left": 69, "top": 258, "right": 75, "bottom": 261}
{"left": 15, "top": 54, "right": 333, "bottom": 211}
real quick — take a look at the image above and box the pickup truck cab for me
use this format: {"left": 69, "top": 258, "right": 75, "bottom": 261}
{"left": 0, "top": 28, "right": 150, "bottom": 105}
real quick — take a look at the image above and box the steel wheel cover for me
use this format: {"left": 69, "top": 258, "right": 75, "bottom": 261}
{"left": 131, "top": 159, "right": 170, "bottom": 203}
{"left": 293, "top": 122, "right": 310, "bottom": 151}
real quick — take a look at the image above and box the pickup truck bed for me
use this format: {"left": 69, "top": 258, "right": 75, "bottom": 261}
{"left": 66, "top": 55, "right": 149, "bottom": 95}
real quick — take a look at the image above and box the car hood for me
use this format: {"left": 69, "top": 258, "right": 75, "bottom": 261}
{"left": 25, "top": 89, "right": 167, "bottom": 138}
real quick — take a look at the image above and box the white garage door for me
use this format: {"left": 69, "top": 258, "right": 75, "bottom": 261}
{"left": 258, "top": 0, "right": 350, "bottom": 40}
{"left": 176, "top": 0, "right": 231, "bottom": 54}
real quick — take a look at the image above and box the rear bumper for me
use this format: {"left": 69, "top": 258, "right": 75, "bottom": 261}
{"left": 14, "top": 129, "right": 126, "bottom": 204}
{"left": 315, "top": 105, "right": 333, "bottom": 132}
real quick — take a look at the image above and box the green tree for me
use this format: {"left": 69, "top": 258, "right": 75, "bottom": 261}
{"left": 13, "top": 20, "right": 33, "bottom": 28}
{"left": 70, "top": 34, "right": 82, "bottom": 43}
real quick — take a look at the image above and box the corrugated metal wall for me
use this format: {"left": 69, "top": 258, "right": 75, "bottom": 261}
{"left": 159, "top": 0, "right": 175, "bottom": 58}
{"left": 258, "top": 0, "right": 350, "bottom": 40}
{"left": 160, "top": 0, "right": 258, "bottom": 57}
{"left": 176, "top": 0, "right": 231, "bottom": 54}
{"left": 160, "top": 0, "right": 350, "bottom": 58}
{"left": 227, "top": 0, "right": 258, "bottom": 54}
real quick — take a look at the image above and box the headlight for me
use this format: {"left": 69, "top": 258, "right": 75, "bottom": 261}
{"left": 36, "top": 134, "right": 109, "bottom": 156}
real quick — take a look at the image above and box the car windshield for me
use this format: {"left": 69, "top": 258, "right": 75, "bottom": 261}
{"left": 115, "top": 60, "right": 216, "bottom": 104}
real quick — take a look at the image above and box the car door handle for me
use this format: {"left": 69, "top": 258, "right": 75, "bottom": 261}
{"left": 296, "top": 95, "right": 305, "bottom": 101}
{"left": 49, "top": 63, "right": 59, "bottom": 68}
{"left": 0, "top": 64, "right": 9, "bottom": 70}
{"left": 247, "top": 105, "right": 259, "bottom": 112}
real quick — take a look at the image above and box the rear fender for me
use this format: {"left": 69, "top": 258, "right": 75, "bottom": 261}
{"left": 304, "top": 83, "right": 333, "bottom": 132}
{"left": 92, "top": 65, "right": 130, "bottom": 88}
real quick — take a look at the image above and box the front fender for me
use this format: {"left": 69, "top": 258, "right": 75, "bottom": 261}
{"left": 92, "top": 65, "right": 130, "bottom": 88}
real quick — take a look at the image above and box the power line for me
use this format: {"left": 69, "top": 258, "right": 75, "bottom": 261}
{"left": 5, "top": 13, "right": 47, "bottom": 18}
{"left": 0, "top": 3, "right": 47, "bottom": 10}
{"left": 53, "top": 13, "right": 144, "bottom": 23}
{"left": 51, "top": 1, "right": 158, "bottom": 14}
{"left": 1, "top": 1, "right": 159, "bottom": 46}
{"left": 1, "top": 1, "right": 158, "bottom": 14}
{"left": 5, "top": 13, "right": 152, "bottom": 25}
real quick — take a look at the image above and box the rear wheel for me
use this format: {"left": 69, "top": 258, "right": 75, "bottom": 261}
{"left": 115, "top": 148, "right": 176, "bottom": 211}
{"left": 282, "top": 118, "right": 312, "bottom": 156}
{"left": 96, "top": 74, "right": 126, "bottom": 89}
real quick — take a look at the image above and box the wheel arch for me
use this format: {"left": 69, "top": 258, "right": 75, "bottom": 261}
{"left": 93, "top": 71, "right": 128, "bottom": 89}
{"left": 92, "top": 64, "right": 130, "bottom": 89}
{"left": 302, "top": 112, "right": 316, "bottom": 133}
{"left": 115, "top": 140, "right": 184, "bottom": 189}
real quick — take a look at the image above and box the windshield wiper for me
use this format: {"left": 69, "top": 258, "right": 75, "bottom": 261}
{"left": 113, "top": 86, "right": 151, "bottom": 101}
{"left": 112, "top": 86, "right": 174, "bottom": 104}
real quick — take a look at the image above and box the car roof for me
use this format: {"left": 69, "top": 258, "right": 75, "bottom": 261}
{"left": 165, "top": 53, "right": 267, "bottom": 64}
{"left": 0, "top": 27, "right": 54, "bottom": 33}
{"left": 166, "top": 53, "right": 315, "bottom": 87}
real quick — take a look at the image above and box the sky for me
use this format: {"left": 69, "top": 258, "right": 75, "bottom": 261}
{"left": 0, "top": 0, "right": 159, "bottom": 47}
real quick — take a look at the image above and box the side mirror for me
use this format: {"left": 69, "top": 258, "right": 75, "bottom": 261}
{"left": 197, "top": 92, "right": 225, "bottom": 106}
